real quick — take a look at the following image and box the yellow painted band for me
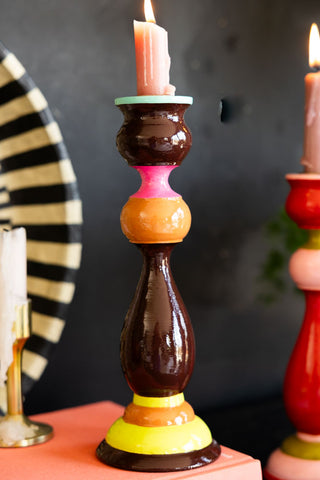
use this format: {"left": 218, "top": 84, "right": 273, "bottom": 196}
{"left": 106, "top": 416, "right": 212, "bottom": 455}
{"left": 282, "top": 434, "right": 320, "bottom": 459}
{"left": 304, "top": 230, "right": 320, "bottom": 250}
{"left": 133, "top": 393, "right": 184, "bottom": 408}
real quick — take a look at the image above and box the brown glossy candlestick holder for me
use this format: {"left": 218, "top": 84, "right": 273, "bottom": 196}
{"left": 96, "top": 96, "right": 220, "bottom": 472}
{"left": 0, "top": 301, "right": 53, "bottom": 447}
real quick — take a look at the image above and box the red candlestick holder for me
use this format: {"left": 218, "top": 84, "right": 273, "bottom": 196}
{"left": 96, "top": 96, "right": 220, "bottom": 472}
{"left": 265, "top": 173, "right": 320, "bottom": 480}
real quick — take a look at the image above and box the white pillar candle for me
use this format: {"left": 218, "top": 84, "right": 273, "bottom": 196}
{"left": 11, "top": 228, "right": 27, "bottom": 303}
{"left": 0, "top": 228, "right": 27, "bottom": 386}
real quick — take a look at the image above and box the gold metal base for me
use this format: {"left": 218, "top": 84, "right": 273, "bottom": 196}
{"left": 0, "top": 413, "right": 53, "bottom": 447}
{"left": 0, "top": 301, "right": 54, "bottom": 447}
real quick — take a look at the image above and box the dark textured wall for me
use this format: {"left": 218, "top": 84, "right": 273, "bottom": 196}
{"left": 0, "top": 0, "right": 314, "bottom": 414}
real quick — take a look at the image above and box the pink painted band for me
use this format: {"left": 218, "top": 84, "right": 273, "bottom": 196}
{"left": 290, "top": 249, "right": 320, "bottom": 290}
{"left": 131, "top": 166, "right": 180, "bottom": 199}
{"left": 297, "top": 432, "right": 320, "bottom": 442}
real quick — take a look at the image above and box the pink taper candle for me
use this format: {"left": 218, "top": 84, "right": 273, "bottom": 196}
{"left": 134, "top": 0, "right": 175, "bottom": 96}
{"left": 301, "top": 24, "right": 320, "bottom": 173}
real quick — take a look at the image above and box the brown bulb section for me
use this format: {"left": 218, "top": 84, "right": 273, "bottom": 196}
{"left": 120, "top": 244, "right": 195, "bottom": 397}
{"left": 116, "top": 103, "right": 192, "bottom": 166}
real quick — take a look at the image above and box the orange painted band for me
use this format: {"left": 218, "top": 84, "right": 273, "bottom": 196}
{"left": 123, "top": 401, "right": 195, "bottom": 427}
{"left": 120, "top": 197, "right": 191, "bottom": 244}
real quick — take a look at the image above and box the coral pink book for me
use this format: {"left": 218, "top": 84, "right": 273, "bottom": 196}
{"left": 1, "top": 401, "right": 262, "bottom": 480}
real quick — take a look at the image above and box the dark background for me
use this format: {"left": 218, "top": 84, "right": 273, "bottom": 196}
{"left": 0, "top": 0, "right": 316, "bottom": 463}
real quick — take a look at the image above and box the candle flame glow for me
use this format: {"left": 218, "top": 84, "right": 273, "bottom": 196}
{"left": 309, "top": 23, "right": 320, "bottom": 68}
{"left": 144, "top": 0, "right": 156, "bottom": 23}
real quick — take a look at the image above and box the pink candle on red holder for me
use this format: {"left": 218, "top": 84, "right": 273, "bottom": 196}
{"left": 301, "top": 23, "right": 320, "bottom": 173}
{"left": 134, "top": 0, "right": 175, "bottom": 96}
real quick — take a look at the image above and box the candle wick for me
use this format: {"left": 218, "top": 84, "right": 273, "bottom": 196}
{"left": 311, "top": 65, "right": 320, "bottom": 72}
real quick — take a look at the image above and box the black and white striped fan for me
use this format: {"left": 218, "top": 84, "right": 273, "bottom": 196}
{"left": 0, "top": 43, "right": 82, "bottom": 411}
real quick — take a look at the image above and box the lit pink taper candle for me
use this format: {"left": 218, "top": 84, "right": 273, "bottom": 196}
{"left": 301, "top": 24, "right": 320, "bottom": 173}
{"left": 134, "top": 0, "right": 175, "bottom": 96}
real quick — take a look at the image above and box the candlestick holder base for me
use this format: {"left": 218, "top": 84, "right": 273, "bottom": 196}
{"left": 96, "top": 393, "right": 220, "bottom": 472}
{"left": 0, "top": 302, "right": 53, "bottom": 448}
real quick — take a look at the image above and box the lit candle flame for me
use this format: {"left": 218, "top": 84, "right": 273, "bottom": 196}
{"left": 144, "top": 0, "right": 156, "bottom": 23}
{"left": 309, "top": 23, "right": 320, "bottom": 68}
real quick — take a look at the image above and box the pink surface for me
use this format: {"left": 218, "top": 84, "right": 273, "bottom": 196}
{"left": 131, "top": 166, "right": 180, "bottom": 199}
{"left": 0, "top": 401, "right": 262, "bottom": 479}
{"left": 290, "top": 248, "right": 320, "bottom": 290}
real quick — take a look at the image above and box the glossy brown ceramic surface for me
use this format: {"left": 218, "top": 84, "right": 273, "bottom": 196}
{"left": 98, "top": 101, "right": 220, "bottom": 472}
{"left": 96, "top": 439, "right": 221, "bottom": 472}
{"left": 120, "top": 244, "right": 195, "bottom": 397}
{"left": 116, "top": 103, "right": 192, "bottom": 166}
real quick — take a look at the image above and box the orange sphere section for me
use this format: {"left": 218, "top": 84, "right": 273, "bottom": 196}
{"left": 120, "top": 197, "right": 191, "bottom": 244}
{"left": 123, "top": 401, "right": 195, "bottom": 427}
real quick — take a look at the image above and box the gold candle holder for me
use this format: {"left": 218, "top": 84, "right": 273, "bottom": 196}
{"left": 0, "top": 301, "right": 53, "bottom": 447}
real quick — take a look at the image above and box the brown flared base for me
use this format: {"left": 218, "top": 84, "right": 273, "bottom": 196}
{"left": 96, "top": 439, "right": 221, "bottom": 472}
